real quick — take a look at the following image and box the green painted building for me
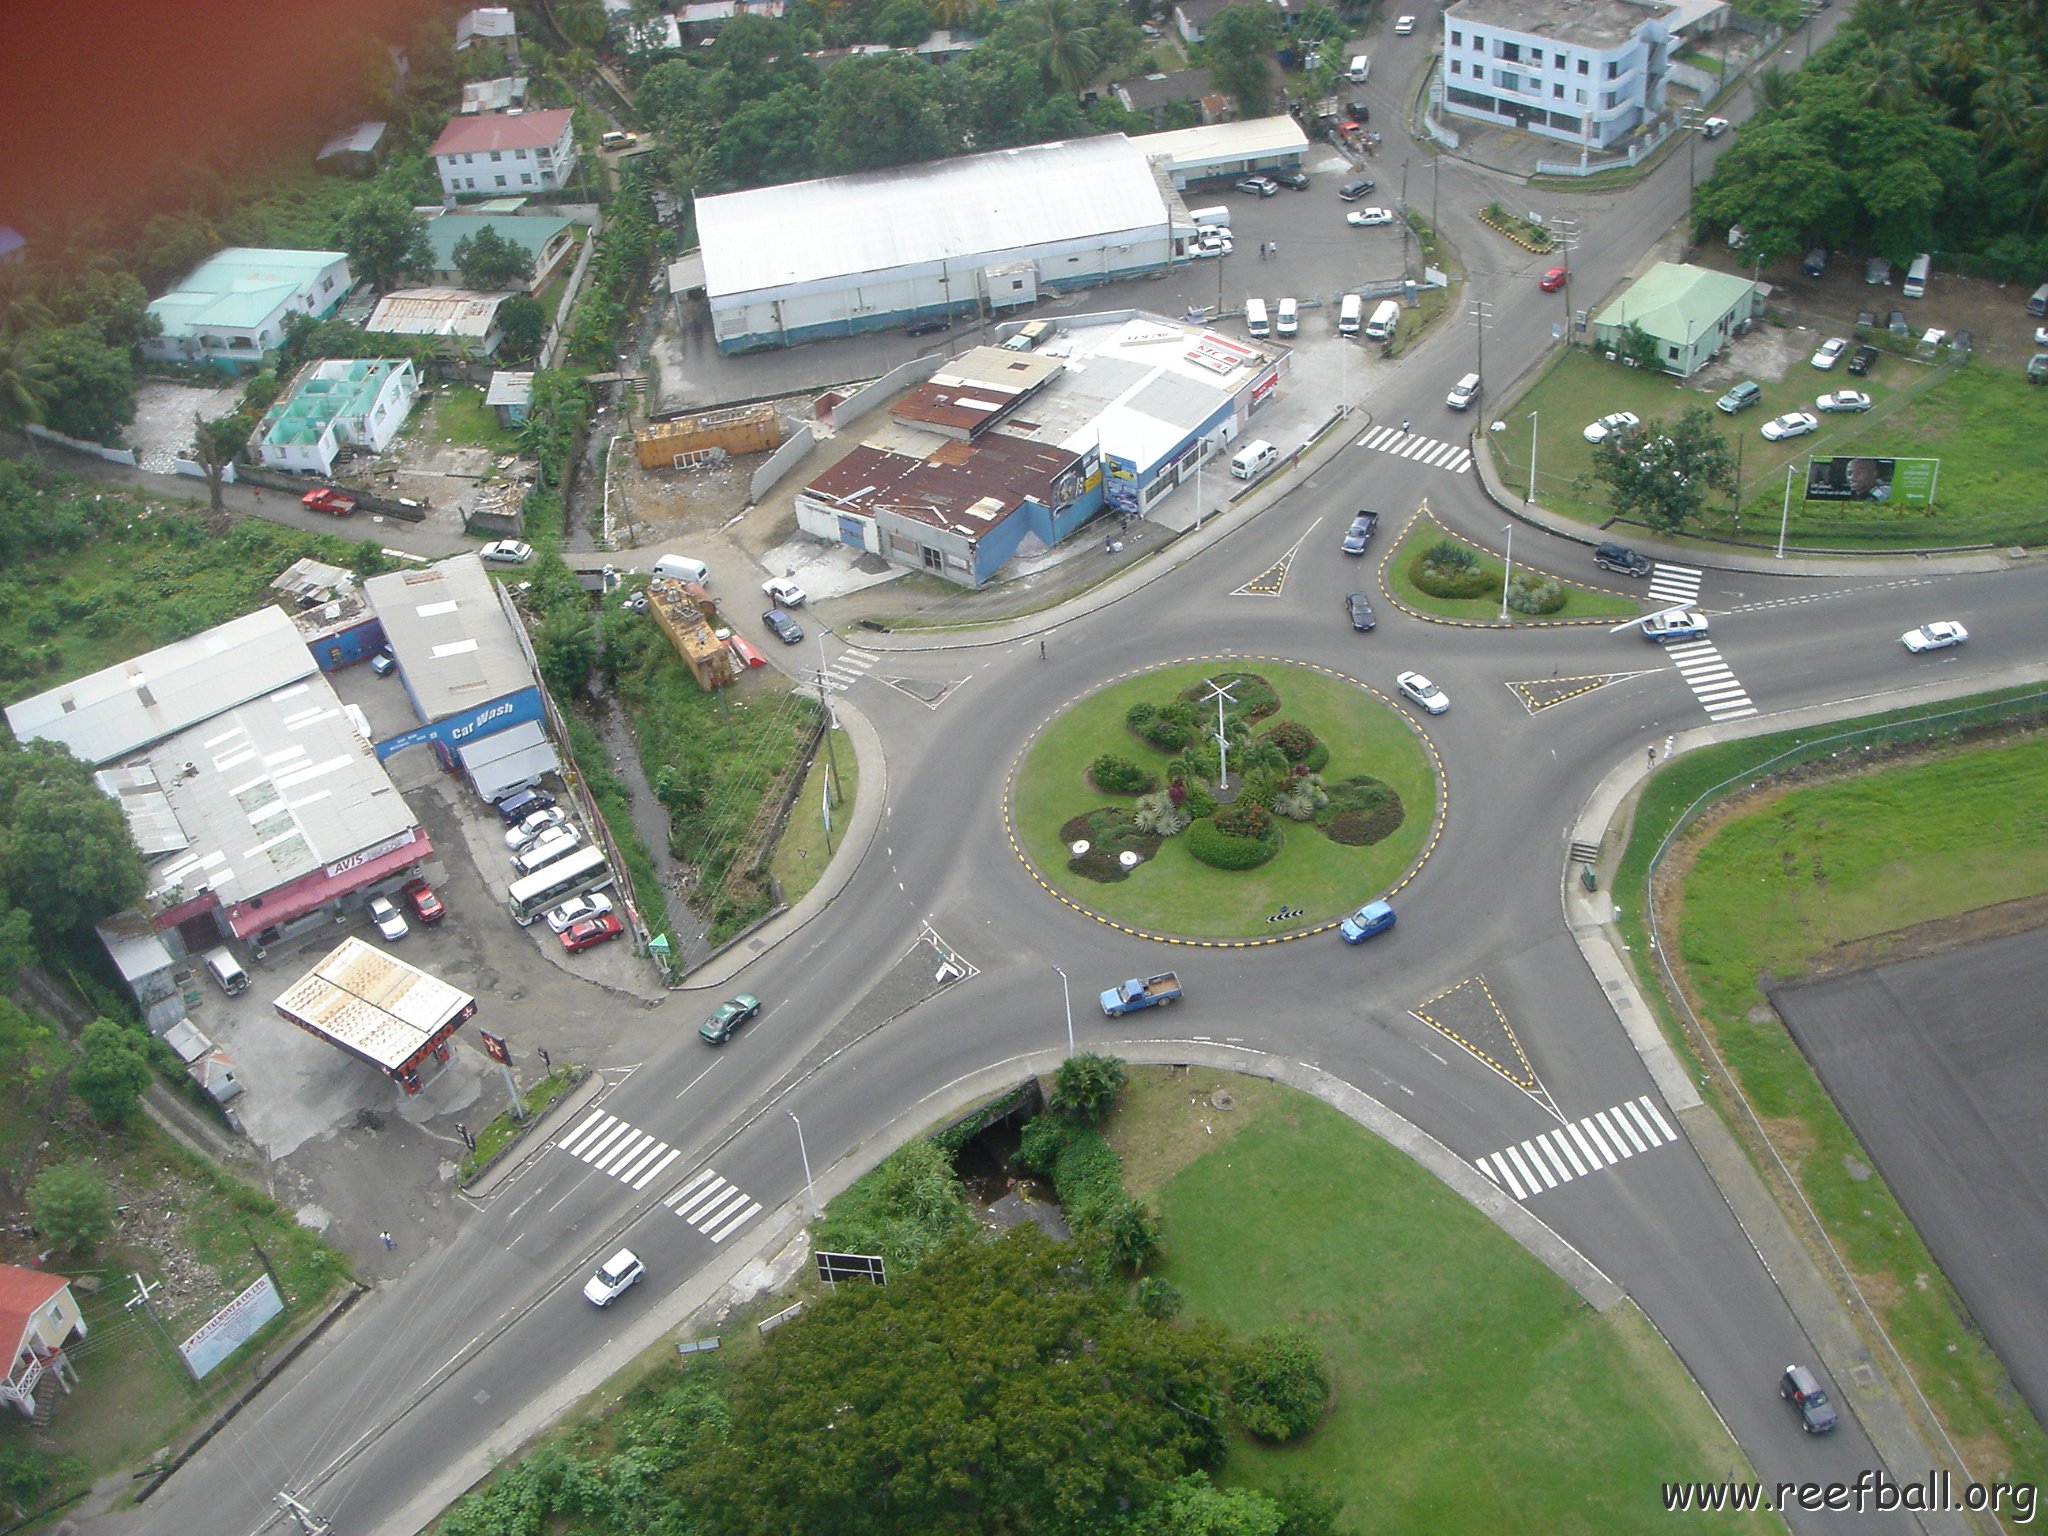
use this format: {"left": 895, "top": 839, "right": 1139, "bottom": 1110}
{"left": 1592, "top": 261, "right": 1763, "bottom": 378}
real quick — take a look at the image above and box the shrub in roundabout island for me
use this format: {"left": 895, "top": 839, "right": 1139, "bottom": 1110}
{"left": 1263, "top": 718, "right": 1318, "bottom": 762}
{"left": 1130, "top": 699, "right": 1197, "bottom": 751}
{"left": 1187, "top": 813, "right": 1280, "bottom": 870}
{"left": 1060, "top": 809, "right": 1163, "bottom": 882}
{"left": 1179, "top": 671, "right": 1279, "bottom": 723}
{"left": 1411, "top": 537, "right": 1495, "bottom": 599}
{"left": 1507, "top": 569, "right": 1565, "bottom": 615}
{"left": 1316, "top": 774, "right": 1404, "bottom": 846}
{"left": 1089, "top": 753, "right": 1156, "bottom": 795}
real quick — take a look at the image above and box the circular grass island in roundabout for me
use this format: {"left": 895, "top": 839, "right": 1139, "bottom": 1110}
{"left": 1008, "top": 658, "right": 1444, "bottom": 943}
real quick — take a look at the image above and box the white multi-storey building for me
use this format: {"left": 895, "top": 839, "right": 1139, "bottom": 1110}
{"left": 430, "top": 109, "right": 578, "bottom": 200}
{"left": 1441, "top": 0, "right": 1674, "bottom": 151}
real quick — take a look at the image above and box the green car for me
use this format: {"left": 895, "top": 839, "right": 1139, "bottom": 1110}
{"left": 700, "top": 993, "right": 762, "bottom": 1044}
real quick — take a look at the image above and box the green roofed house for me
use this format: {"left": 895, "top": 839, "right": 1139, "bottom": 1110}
{"left": 144, "top": 248, "right": 352, "bottom": 369}
{"left": 258, "top": 359, "right": 419, "bottom": 478}
{"left": 422, "top": 212, "right": 579, "bottom": 293}
{"left": 1591, "top": 260, "right": 1764, "bottom": 378}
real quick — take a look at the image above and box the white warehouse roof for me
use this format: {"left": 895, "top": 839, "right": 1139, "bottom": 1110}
{"left": 695, "top": 135, "right": 1172, "bottom": 297}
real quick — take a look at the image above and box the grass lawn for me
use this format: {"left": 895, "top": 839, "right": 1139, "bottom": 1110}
{"left": 1489, "top": 348, "right": 2045, "bottom": 549}
{"left": 1109, "top": 1069, "right": 1777, "bottom": 1533}
{"left": 766, "top": 726, "right": 857, "bottom": 908}
{"left": 1613, "top": 697, "right": 2048, "bottom": 1496}
{"left": 1382, "top": 516, "right": 1640, "bottom": 622}
{"left": 1012, "top": 661, "right": 1437, "bottom": 937}
{"left": 432, "top": 384, "right": 522, "bottom": 451}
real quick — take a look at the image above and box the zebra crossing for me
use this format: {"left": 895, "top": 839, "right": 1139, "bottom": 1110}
{"left": 1356, "top": 422, "right": 1473, "bottom": 475}
{"left": 1647, "top": 561, "right": 1703, "bottom": 607}
{"left": 554, "top": 1108, "right": 765, "bottom": 1243}
{"left": 1664, "top": 637, "right": 1757, "bottom": 721}
{"left": 661, "top": 1167, "right": 764, "bottom": 1243}
{"left": 1474, "top": 1095, "right": 1679, "bottom": 1200}
{"left": 817, "top": 647, "right": 876, "bottom": 694}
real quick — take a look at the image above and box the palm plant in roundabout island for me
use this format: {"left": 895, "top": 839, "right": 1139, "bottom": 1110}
{"left": 1010, "top": 660, "right": 1442, "bottom": 941}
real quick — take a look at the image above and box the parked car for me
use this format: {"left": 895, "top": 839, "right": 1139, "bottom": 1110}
{"left": 1191, "top": 232, "right": 1233, "bottom": 258}
{"left": 1235, "top": 175, "right": 1279, "bottom": 197}
{"left": 545, "top": 891, "right": 615, "bottom": 933}
{"left": 1394, "top": 13, "right": 1415, "bottom": 33}
{"left": 1344, "top": 100, "right": 1371, "bottom": 122}
{"left": 369, "top": 646, "right": 397, "bottom": 677}
{"left": 301, "top": 488, "right": 357, "bottom": 516}
{"left": 479, "top": 539, "right": 534, "bottom": 565}
{"left": 1345, "top": 207, "right": 1395, "bottom": 227}
{"left": 904, "top": 318, "right": 950, "bottom": 337}
{"left": 1337, "top": 178, "right": 1377, "bottom": 201}
{"left": 762, "top": 576, "right": 808, "bottom": 607}
{"left": 1700, "top": 115, "right": 1730, "bottom": 137}
{"left": 763, "top": 607, "right": 804, "bottom": 644}
{"left": 1594, "top": 542, "right": 1651, "bottom": 578}
{"left": 1901, "top": 620, "right": 1968, "bottom": 653}
{"left": 1846, "top": 345, "right": 1880, "bottom": 376}
{"left": 1583, "top": 410, "right": 1641, "bottom": 444}
{"left": 494, "top": 787, "right": 556, "bottom": 825}
{"left": 561, "top": 912, "right": 624, "bottom": 952}
{"left": 1715, "top": 380, "right": 1763, "bottom": 413}
{"left": 401, "top": 878, "right": 444, "bottom": 924}
{"left": 1346, "top": 592, "right": 1377, "bottom": 631}
{"left": 1396, "top": 670, "right": 1449, "bottom": 714}
{"left": 1640, "top": 610, "right": 1710, "bottom": 641}
{"left": 1341, "top": 510, "right": 1379, "bottom": 553}
{"left": 583, "top": 1248, "right": 644, "bottom": 1307}
{"left": 1780, "top": 1365, "right": 1839, "bottom": 1435}
{"left": 1761, "top": 410, "right": 1820, "bottom": 441}
{"left": 1274, "top": 169, "right": 1309, "bottom": 190}
{"left": 506, "top": 806, "right": 568, "bottom": 851}
{"left": 700, "top": 993, "right": 763, "bottom": 1044}
{"left": 1815, "top": 390, "right": 1872, "bottom": 413}
{"left": 1339, "top": 900, "right": 1396, "bottom": 943}
{"left": 1810, "top": 337, "right": 1849, "bottom": 369}
{"left": 1539, "top": 266, "right": 1568, "bottom": 292}
{"left": 368, "top": 896, "right": 409, "bottom": 942}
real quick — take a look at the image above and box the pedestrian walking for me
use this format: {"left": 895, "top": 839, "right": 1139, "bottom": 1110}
{"left": 379, "top": 1231, "right": 395, "bottom": 1250}
{"left": 1648, "top": 746, "right": 1656, "bottom": 768}
{"left": 1400, "top": 419, "right": 1411, "bottom": 433}
{"left": 251, "top": 486, "right": 261, "bottom": 501}
{"left": 538, "top": 1047, "right": 551, "bottom": 1071}
{"left": 1258, "top": 242, "right": 1268, "bottom": 262}
{"left": 1038, "top": 639, "right": 1047, "bottom": 661}
{"left": 1270, "top": 241, "right": 1280, "bottom": 258}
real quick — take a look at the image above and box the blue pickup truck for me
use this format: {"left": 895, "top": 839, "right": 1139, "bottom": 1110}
{"left": 1100, "top": 973, "right": 1183, "bottom": 1016}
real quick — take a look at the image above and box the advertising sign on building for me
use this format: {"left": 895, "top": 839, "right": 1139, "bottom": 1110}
{"left": 179, "top": 1273, "right": 284, "bottom": 1379}
{"left": 479, "top": 1029, "right": 511, "bottom": 1065}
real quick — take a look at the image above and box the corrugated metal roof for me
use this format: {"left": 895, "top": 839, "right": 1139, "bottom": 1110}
{"left": 273, "top": 936, "right": 475, "bottom": 1072}
{"left": 431, "top": 108, "right": 571, "bottom": 158}
{"left": 1132, "top": 114, "right": 1311, "bottom": 169}
{"left": 362, "top": 554, "right": 533, "bottom": 723}
{"left": 696, "top": 135, "right": 1170, "bottom": 297}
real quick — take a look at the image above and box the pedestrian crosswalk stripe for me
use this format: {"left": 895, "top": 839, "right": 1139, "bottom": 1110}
{"left": 595, "top": 1131, "right": 649, "bottom": 1173}
{"left": 557, "top": 1111, "right": 683, "bottom": 1192}
{"left": 1664, "top": 638, "right": 1756, "bottom": 721}
{"left": 1647, "top": 562, "right": 1703, "bottom": 606}
{"left": 1356, "top": 424, "right": 1473, "bottom": 474}
{"left": 664, "top": 1168, "right": 765, "bottom": 1242}
{"left": 1474, "top": 1095, "right": 1680, "bottom": 1200}
{"left": 706, "top": 1200, "right": 764, "bottom": 1243}
{"left": 631, "top": 1147, "right": 680, "bottom": 1189}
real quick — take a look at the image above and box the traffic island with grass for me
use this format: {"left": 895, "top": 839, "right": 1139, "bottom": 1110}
{"left": 1383, "top": 518, "right": 1640, "bottom": 625}
{"left": 1011, "top": 660, "right": 1439, "bottom": 939}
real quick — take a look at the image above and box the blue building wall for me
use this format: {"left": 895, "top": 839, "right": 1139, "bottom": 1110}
{"left": 373, "top": 684, "right": 546, "bottom": 762}
{"left": 308, "top": 621, "right": 388, "bottom": 672}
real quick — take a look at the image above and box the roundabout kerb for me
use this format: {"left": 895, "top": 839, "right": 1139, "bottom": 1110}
{"left": 1003, "top": 655, "right": 1447, "bottom": 946}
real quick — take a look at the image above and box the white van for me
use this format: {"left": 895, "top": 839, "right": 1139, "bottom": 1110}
{"left": 1364, "top": 299, "right": 1400, "bottom": 341}
{"left": 1231, "top": 440, "right": 1280, "bottom": 480}
{"left": 1189, "top": 206, "right": 1232, "bottom": 230}
{"left": 202, "top": 947, "right": 249, "bottom": 997}
{"left": 1446, "top": 372, "right": 1481, "bottom": 410}
{"left": 1245, "top": 298, "right": 1270, "bottom": 339}
{"left": 1902, "top": 252, "right": 1932, "bottom": 299}
{"left": 652, "top": 554, "right": 710, "bottom": 585}
{"left": 1276, "top": 297, "right": 1298, "bottom": 338}
{"left": 1347, "top": 54, "right": 1370, "bottom": 83}
{"left": 512, "top": 825, "right": 583, "bottom": 877}
{"left": 1338, "top": 293, "right": 1363, "bottom": 335}
{"left": 2029, "top": 283, "right": 2048, "bottom": 318}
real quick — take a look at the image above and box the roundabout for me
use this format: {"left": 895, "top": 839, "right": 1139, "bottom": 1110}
{"left": 1005, "top": 656, "right": 1445, "bottom": 943}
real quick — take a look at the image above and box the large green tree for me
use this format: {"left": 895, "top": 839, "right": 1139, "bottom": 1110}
{"left": 816, "top": 54, "right": 951, "bottom": 173}
{"left": 332, "top": 192, "right": 433, "bottom": 293}
{"left": 25, "top": 325, "right": 134, "bottom": 445}
{"left": 1015, "top": 0, "right": 1103, "bottom": 96}
{"left": 1586, "top": 404, "right": 1737, "bottom": 536}
{"left": 680, "top": 1226, "right": 1233, "bottom": 1535}
{"left": 28, "top": 1164, "right": 113, "bottom": 1253}
{"left": 0, "top": 327, "right": 54, "bottom": 441}
{"left": 452, "top": 226, "right": 536, "bottom": 290}
{"left": 496, "top": 294, "right": 547, "bottom": 363}
{"left": 71, "top": 1020, "right": 153, "bottom": 1124}
{"left": 0, "top": 738, "right": 148, "bottom": 936}
{"left": 1205, "top": 3, "right": 1281, "bottom": 116}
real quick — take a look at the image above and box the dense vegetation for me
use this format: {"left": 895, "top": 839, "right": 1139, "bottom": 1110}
{"left": 1692, "top": 0, "right": 2048, "bottom": 274}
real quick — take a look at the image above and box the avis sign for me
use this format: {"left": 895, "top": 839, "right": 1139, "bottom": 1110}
{"left": 179, "top": 1273, "right": 284, "bottom": 1379}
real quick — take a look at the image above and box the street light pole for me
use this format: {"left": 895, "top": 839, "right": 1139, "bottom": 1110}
{"left": 1051, "top": 964, "right": 1074, "bottom": 1057}
{"left": 787, "top": 1108, "right": 816, "bottom": 1218}
{"left": 1526, "top": 411, "right": 1539, "bottom": 502}
{"left": 1469, "top": 299, "right": 1492, "bottom": 381}
{"left": 1499, "top": 523, "right": 1515, "bottom": 621}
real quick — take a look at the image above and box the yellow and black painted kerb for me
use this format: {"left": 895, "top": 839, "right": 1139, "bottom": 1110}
{"left": 1003, "top": 655, "right": 1448, "bottom": 947}
{"left": 1508, "top": 674, "right": 1629, "bottom": 713}
{"left": 1374, "top": 505, "right": 1647, "bottom": 631}
{"left": 1412, "top": 974, "right": 1541, "bottom": 1092}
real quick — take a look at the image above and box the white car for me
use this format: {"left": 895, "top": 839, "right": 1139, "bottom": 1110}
{"left": 762, "top": 577, "right": 808, "bottom": 608}
{"left": 1761, "top": 410, "right": 1820, "bottom": 441}
{"left": 1582, "top": 410, "right": 1641, "bottom": 444}
{"left": 1815, "top": 390, "right": 1872, "bottom": 413}
{"left": 544, "top": 891, "right": 615, "bottom": 934}
{"left": 479, "top": 539, "right": 534, "bottom": 565}
{"left": 1901, "top": 620, "right": 1968, "bottom": 653}
{"left": 1345, "top": 207, "right": 1395, "bottom": 228}
{"left": 1394, "top": 14, "right": 1415, "bottom": 33}
{"left": 1640, "top": 610, "right": 1710, "bottom": 642}
{"left": 1396, "top": 670, "right": 1449, "bottom": 714}
{"left": 2035, "top": 326, "right": 2048, "bottom": 347}
{"left": 583, "top": 1248, "right": 644, "bottom": 1306}
{"left": 1810, "top": 337, "right": 1848, "bottom": 370}
{"left": 506, "top": 806, "right": 569, "bottom": 850}
{"left": 367, "top": 896, "right": 409, "bottom": 942}
{"left": 1191, "top": 233, "right": 1234, "bottom": 258}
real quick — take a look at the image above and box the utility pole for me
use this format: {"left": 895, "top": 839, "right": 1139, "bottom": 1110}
{"left": 1549, "top": 218, "right": 1580, "bottom": 346}
{"left": 1469, "top": 298, "right": 1493, "bottom": 381}
{"left": 1399, "top": 156, "right": 1413, "bottom": 278}
{"left": 275, "top": 1493, "right": 334, "bottom": 1536}
{"left": 1676, "top": 107, "right": 1702, "bottom": 204}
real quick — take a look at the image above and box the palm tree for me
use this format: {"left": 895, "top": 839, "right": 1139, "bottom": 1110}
{"left": 1971, "top": 42, "right": 2037, "bottom": 151}
{"left": 0, "top": 329, "right": 54, "bottom": 459}
{"left": 1015, "top": 0, "right": 1101, "bottom": 97}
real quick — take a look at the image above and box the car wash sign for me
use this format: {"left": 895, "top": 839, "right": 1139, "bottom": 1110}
{"left": 179, "top": 1273, "right": 284, "bottom": 1379}
{"left": 373, "top": 685, "right": 545, "bottom": 761}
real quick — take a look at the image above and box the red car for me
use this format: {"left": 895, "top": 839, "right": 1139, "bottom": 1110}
{"left": 301, "top": 487, "right": 358, "bottom": 516}
{"left": 1539, "top": 267, "right": 1569, "bottom": 292}
{"left": 401, "top": 878, "right": 445, "bottom": 924}
{"left": 561, "top": 912, "right": 624, "bottom": 952}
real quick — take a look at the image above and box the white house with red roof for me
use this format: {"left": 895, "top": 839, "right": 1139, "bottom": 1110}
{"left": 0, "top": 1266, "right": 87, "bottom": 1419}
{"left": 430, "top": 109, "right": 578, "bottom": 201}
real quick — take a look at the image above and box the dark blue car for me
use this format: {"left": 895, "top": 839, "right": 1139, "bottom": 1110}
{"left": 763, "top": 608, "right": 804, "bottom": 644}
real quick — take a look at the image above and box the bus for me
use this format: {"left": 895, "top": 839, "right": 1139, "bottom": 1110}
{"left": 508, "top": 845, "right": 615, "bottom": 926}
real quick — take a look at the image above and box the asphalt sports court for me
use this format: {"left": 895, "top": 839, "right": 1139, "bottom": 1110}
{"left": 1769, "top": 928, "right": 2048, "bottom": 1428}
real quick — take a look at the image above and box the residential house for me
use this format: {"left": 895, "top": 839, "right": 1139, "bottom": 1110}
{"left": 0, "top": 1267, "right": 87, "bottom": 1420}
{"left": 1113, "top": 69, "right": 1227, "bottom": 124}
{"left": 144, "top": 249, "right": 352, "bottom": 368}
{"left": 315, "top": 122, "right": 387, "bottom": 176}
{"left": 422, "top": 212, "right": 578, "bottom": 292}
{"left": 486, "top": 370, "right": 534, "bottom": 427}
{"left": 431, "top": 109, "right": 579, "bottom": 200}
{"left": 454, "top": 6, "right": 519, "bottom": 65}
{"left": 366, "top": 289, "right": 515, "bottom": 357}
{"left": 1441, "top": 0, "right": 1676, "bottom": 151}
{"left": 257, "top": 358, "right": 420, "bottom": 477}
{"left": 1171, "top": 0, "right": 1232, "bottom": 44}
{"left": 1591, "top": 260, "right": 1762, "bottom": 377}
{"left": 460, "top": 75, "right": 529, "bottom": 114}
